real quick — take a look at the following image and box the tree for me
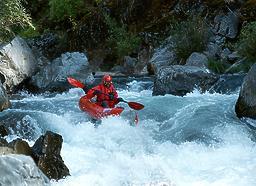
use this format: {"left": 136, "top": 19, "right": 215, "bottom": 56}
{"left": 0, "top": 0, "right": 33, "bottom": 42}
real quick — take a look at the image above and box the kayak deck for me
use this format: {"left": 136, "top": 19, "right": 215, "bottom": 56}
{"left": 79, "top": 96, "right": 124, "bottom": 119}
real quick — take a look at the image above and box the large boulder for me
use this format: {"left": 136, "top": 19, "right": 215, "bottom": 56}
{"left": 147, "top": 36, "right": 177, "bottom": 75}
{"left": 185, "top": 52, "right": 209, "bottom": 70}
{"left": 0, "top": 154, "right": 49, "bottom": 186}
{"left": 32, "top": 131, "right": 70, "bottom": 180}
{"left": 31, "top": 52, "right": 93, "bottom": 92}
{"left": 0, "top": 36, "right": 38, "bottom": 92}
{"left": 235, "top": 64, "right": 256, "bottom": 118}
{"left": 153, "top": 65, "right": 219, "bottom": 96}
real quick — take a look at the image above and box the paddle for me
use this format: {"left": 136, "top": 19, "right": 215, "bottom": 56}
{"left": 67, "top": 77, "right": 144, "bottom": 111}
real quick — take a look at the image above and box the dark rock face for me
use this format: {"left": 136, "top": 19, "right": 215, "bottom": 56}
{"left": 0, "top": 82, "right": 11, "bottom": 111}
{"left": 235, "top": 64, "right": 256, "bottom": 119}
{"left": 153, "top": 65, "right": 219, "bottom": 96}
{"left": 8, "top": 139, "right": 32, "bottom": 156}
{"left": 32, "top": 131, "right": 70, "bottom": 180}
{"left": 209, "top": 73, "right": 246, "bottom": 94}
{"left": 0, "top": 124, "right": 8, "bottom": 137}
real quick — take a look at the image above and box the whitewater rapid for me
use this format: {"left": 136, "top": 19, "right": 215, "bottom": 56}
{"left": 1, "top": 81, "right": 256, "bottom": 186}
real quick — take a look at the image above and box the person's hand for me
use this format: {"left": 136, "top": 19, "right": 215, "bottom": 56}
{"left": 108, "top": 93, "right": 115, "bottom": 100}
{"left": 93, "top": 90, "right": 101, "bottom": 95}
{"left": 117, "top": 97, "right": 124, "bottom": 102}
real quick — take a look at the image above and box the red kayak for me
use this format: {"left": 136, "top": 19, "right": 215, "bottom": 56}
{"left": 79, "top": 96, "right": 124, "bottom": 119}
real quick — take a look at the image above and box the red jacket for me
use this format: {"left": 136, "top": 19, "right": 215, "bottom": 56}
{"left": 86, "top": 84, "right": 118, "bottom": 108}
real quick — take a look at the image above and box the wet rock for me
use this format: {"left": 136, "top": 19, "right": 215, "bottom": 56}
{"left": 209, "top": 73, "right": 246, "bottom": 94}
{"left": 235, "top": 64, "right": 256, "bottom": 119}
{"left": 32, "top": 131, "right": 70, "bottom": 180}
{"left": 0, "top": 124, "right": 8, "bottom": 137}
{"left": 153, "top": 65, "right": 219, "bottom": 96}
{"left": 8, "top": 139, "right": 32, "bottom": 156}
{"left": 0, "top": 139, "right": 8, "bottom": 146}
{"left": 0, "top": 82, "right": 11, "bottom": 111}
{"left": 0, "top": 154, "right": 50, "bottom": 186}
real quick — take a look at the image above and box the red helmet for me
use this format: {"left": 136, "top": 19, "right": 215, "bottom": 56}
{"left": 102, "top": 74, "right": 112, "bottom": 87}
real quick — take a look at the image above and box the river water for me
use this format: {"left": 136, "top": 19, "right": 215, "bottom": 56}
{"left": 1, "top": 79, "right": 256, "bottom": 186}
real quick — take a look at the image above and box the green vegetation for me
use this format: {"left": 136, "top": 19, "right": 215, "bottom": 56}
{"left": 18, "top": 25, "right": 40, "bottom": 38}
{"left": 170, "top": 16, "right": 209, "bottom": 64}
{"left": 104, "top": 14, "right": 141, "bottom": 58}
{"left": 236, "top": 21, "right": 256, "bottom": 61}
{"left": 0, "top": 0, "right": 33, "bottom": 42}
{"left": 208, "top": 58, "right": 230, "bottom": 74}
{"left": 48, "top": 0, "right": 84, "bottom": 21}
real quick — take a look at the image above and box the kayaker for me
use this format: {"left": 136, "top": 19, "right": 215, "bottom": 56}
{"left": 85, "top": 74, "right": 123, "bottom": 108}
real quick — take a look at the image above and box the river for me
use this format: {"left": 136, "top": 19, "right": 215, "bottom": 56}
{"left": 1, "top": 79, "right": 256, "bottom": 186}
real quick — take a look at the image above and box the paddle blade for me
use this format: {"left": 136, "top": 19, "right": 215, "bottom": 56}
{"left": 128, "top": 102, "right": 144, "bottom": 110}
{"left": 67, "top": 77, "right": 85, "bottom": 89}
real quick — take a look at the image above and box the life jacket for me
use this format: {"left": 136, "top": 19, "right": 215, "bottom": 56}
{"left": 86, "top": 83, "right": 118, "bottom": 108}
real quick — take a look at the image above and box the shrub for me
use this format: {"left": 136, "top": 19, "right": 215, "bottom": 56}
{"left": 0, "top": 0, "right": 33, "bottom": 42}
{"left": 208, "top": 58, "right": 230, "bottom": 74}
{"left": 48, "top": 0, "right": 84, "bottom": 21}
{"left": 170, "top": 16, "right": 209, "bottom": 64}
{"left": 104, "top": 14, "right": 141, "bottom": 58}
{"left": 236, "top": 21, "right": 256, "bottom": 61}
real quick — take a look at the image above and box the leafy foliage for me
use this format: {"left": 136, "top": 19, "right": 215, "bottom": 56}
{"left": 104, "top": 14, "right": 141, "bottom": 58}
{"left": 236, "top": 21, "right": 256, "bottom": 61}
{"left": 0, "top": 0, "right": 33, "bottom": 42}
{"left": 48, "top": 0, "right": 84, "bottom": 21}
{"left": 170, "top": 16, "right": 209, "bottom": 64}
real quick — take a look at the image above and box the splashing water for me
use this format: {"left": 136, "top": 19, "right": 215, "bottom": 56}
{"left": 1, "top": 81, "right": 256, "bottom": 186}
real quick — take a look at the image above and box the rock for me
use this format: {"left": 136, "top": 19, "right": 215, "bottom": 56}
{"left": 209, "top": 73, "right": 246, "bottom": 94}
{"left": 153, "top": 65, "right": 219, "bottom": 96}
{"left": 0, "top": 154, "right": 50, "bottom": 186}
{"left": 32, "top": 131, "right": 70, "bottom": 180}
{"left": 122, "top": 56, "right": 137, "bottom": 74}
{"left": 134, "top": 42, "right": 153, "bottom": 75}
{"left": 8, "top": 139, "right": 33, "bottom": 156}
{"left": 0, "top": 125, "right": 8, "bottom": 137}
{"left": 0, "top": 36, "right": 38, "bottom": 92}
{"left": 185, "top": 52, "right": 209, "bottom": 70}
{"left": 0, "top": 82, "right": 11, "bottom": 111}
{"left": 235, "top": 64, "right": 256, "bottom": 118}
{"left": 213, "top": 11, "right": 239, "bottom": 39}
{"left": 31, "top": 52, "right": 92, "bottom": 92}
{"left": 204, "top": 42, "right": 222, "bottom": 58}
{"left": 147, "top": 36, "right": 177, "bottom": 75}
